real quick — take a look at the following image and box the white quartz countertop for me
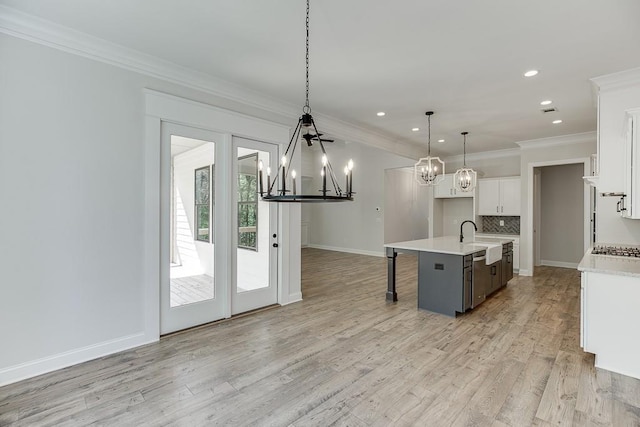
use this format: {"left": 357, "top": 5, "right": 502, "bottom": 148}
{"left": 578, "top": 247, "right": 640, "bottom": 277}
{"left": 476, "top": 232, "right": 520, "bottom": 238}
{"left": 384, "top": 235, "right": 514, "bottom": 256}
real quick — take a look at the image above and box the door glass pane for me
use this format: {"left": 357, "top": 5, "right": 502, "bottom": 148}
{"left": 237, "top": 149, "right": 269, "bottom": 293}
{"left": 170, "top": 135, "right": 215, "bottom": 307}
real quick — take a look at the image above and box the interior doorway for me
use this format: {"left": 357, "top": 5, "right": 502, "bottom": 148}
{"left": 532, "top": 162, "right": 590, "bottom": 269}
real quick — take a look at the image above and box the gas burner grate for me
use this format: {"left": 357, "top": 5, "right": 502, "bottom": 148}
{"left": 592, "top": 245, "right": 640, "bottom": 257}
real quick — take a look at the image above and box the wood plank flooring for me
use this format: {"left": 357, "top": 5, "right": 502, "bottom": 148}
{"left": 2, "top": 248, "right": 640, "bottom": 426}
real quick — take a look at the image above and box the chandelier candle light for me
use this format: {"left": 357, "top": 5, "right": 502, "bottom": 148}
{"left": 453, "top": 131, "right": 477, "bottom": 192}
{"left": 414, "top": 111, "right": 445, "bottom": 186}
{"left": 260, "top": 0, "right": 354, "bottom": 202}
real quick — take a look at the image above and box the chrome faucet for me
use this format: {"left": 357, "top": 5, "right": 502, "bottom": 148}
{"left": 460, "top": 220, "right": 477, "bottom": 243}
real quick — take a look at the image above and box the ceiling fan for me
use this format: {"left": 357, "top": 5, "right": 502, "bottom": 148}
{"left": 302, "top": 132, "right": 334, "bottom": 147}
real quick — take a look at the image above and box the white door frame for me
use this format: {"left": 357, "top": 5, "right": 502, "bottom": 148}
{"left": 533, "top": 168, "right": 542, "bottom": 266}
{"left": 525, "top": 157, "right": 591, "bottom": 276}
{"left": 144, "top": 90, "right": 300, "bottom": 340}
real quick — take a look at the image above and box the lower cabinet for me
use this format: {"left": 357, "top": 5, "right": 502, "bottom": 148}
{"left": 487, "top": 261, "right": 502, "bottom": 294}
{"left": 580, "top": 271, "right": 640, "bottom": 379}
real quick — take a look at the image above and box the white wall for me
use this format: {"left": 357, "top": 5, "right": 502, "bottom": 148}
{"left": 383, "top": 167, "right": 429, "bottom": 243}
{"left": 0, "top": 33, "right": 298, "bottom": 385}
{"left": 442, "top": 198, "right": 475, "bottom": 237}
{"left": 444, "top": 153, "right": 521, "bottom": 179}
{"left": 305, "top": 142, "right": 415, "bottom": 256}
{"left": 540, "top": 164, "right": 585, "bottom": 266}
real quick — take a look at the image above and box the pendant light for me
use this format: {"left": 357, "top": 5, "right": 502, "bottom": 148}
{"left": 260, "top": 0, "right": 353, "bottom": 203}
{"left": 414, "top": 111, "right": 445, "bottom": 186}
{"left": 453, "top": 131, "right": 477, "bottom": 192}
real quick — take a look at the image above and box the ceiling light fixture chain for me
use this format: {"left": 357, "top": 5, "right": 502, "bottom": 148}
{"left": 304, "top": 0, "right": 310, "bottom": 114}
{"left": 427, "top": 112, "right": 432, "bottom": 155}
{"left": 463, "top": 131, "right": 467, "bottom": 166}
{"left": 261, "top": 0, "right": 353, "bottom": 203}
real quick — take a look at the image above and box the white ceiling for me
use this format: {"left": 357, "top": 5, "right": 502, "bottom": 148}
{"left": 2, "top": 0, "right": 640, "bottom": 157}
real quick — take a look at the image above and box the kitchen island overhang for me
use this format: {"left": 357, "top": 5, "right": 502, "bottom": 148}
{"left": 384, "top": 236, "right": 515, "bottom": 316}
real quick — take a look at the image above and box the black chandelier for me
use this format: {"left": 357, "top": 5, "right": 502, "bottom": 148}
{"left": 260, "top": 0, "right": 354, "bottom": 203}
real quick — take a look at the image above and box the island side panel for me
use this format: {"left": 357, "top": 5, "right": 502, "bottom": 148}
{"left": 385, "top": 246, "right": 398, "bottom": 302}
{"left": 418, "top": 252, "right": 464, "bottom": 316}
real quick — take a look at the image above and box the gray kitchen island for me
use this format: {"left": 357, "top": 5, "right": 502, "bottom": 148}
{"left": 384, "top": 236, "right": 515, "bottom": 316}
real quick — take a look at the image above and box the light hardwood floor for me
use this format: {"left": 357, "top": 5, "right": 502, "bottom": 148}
{"left": 2, "top": 248, "right": 640, "bottom": 426}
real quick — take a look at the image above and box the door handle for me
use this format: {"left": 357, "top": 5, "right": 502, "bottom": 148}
{"left": 496, "top": 206, "right": 499, "bottom": 213}
{"left": 501, "top": 206, "right": 504, "bottom": 213}
{"left": 272, "top": 243, "right": 279, "bottom": 248}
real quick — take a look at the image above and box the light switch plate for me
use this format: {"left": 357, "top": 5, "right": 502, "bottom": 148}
{"left": 500, "top": 220, "right": 505, "bottom": 226}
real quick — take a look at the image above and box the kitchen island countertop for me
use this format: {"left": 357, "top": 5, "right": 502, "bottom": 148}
{"left": 384, "top": 235, "right": 516, "bottom": 256}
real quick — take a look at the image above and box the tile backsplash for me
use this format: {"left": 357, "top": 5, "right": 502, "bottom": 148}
{"left": 480, "top": 216, "right": 520, "bottom": 234}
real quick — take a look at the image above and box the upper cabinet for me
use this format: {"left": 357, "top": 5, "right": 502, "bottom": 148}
{"left": 477, "top": 177, "right": 521, "bottom": 216}
{"left": 433, "top": 173, "right": 474, "bottom": 199}
{"left": 623, "top": 108, "right": 640, "bottom": 218}
{"left": 591, "top": 69, "right": 640, "bottom": 194}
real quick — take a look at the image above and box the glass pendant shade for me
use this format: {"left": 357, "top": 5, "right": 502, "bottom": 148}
{"left": 453, "top": 167, "right": 477, "bottom": 192}
{"left": 453, "top": 131, "right": 477, "bottom": 192}
{"left": 415, "top": 156, "right": 445, "bottom": 186}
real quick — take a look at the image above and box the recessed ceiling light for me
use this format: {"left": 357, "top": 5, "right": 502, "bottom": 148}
{"left": 438, "top": 139, "right": 445, "bottom": 143}
{"left": 524, "top": 70, "right": 539, "bottom": 77}
{"left": 552, "top": 119, "right": 563, "bottom": 124}
{"left": 377, "top": 112, "right": 386, "bottom": 117}
{"left": 540, "top": 100, "right": 552, "bottom": 106}
{"left": 412, "top": 127, "right": 420, "bottom": 132}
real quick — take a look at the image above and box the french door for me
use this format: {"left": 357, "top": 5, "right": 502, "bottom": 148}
{"left": 232, "top": 137, "right": 278, "bottom": 314}
{"left": 160, "top": 123, "right": 279, "bottom": 334}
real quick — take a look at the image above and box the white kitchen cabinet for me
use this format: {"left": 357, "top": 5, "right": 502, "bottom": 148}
{"left": 591, "top": 69, "right": 640, "bottom": 194}
{"left": 477, "top": 177, "right": 521, "bottom": 215}
{"left": 580, "top": 270, "right": 640, "bottom": 379}
{"left": 623, "top": 108, "right": 640, "bottom": 219}
{"left": 433, "top": 173, "right": 473, "bottom": 199}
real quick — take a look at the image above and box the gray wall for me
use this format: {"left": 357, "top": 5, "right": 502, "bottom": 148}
{"left": 540, "top": 163, "right": 585, "bottom": 266}
{"left": 384, "top": 168, "right": 430, "bottom": 244}
{"left": 304, "top": 142, "right": 415, "bottom": 256}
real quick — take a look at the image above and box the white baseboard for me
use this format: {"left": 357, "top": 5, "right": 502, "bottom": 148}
{"left": 518, "top": 268, "right": 533, "bottom": 276}
{"left": 541, "top": 260, "right": 579, "bottom": 269}
{"left": 306, "top": 244, "right": 384, "bottom": 258}
{"left": 0, "top": 332, "right": 157, "bottom": 387}
{"left": 282, "top": 292, "right": 303, "bottom": 305}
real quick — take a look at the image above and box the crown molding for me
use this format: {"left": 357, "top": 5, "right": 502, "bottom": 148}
{"left": 0, "top": 5, "right": 418, "bottom": 159}
{"left": 591, "top": 67, "right": 640, "bottom": 92}
{"left": 515, "top": 131, "right": 596, "bottom": 151}
{"left": 444, "top": 147, "right": 521, "bottom": 163}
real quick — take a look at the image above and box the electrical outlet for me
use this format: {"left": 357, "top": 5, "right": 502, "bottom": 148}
{"left": 499, "top": 220, "right": 505, "bottom": 226}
